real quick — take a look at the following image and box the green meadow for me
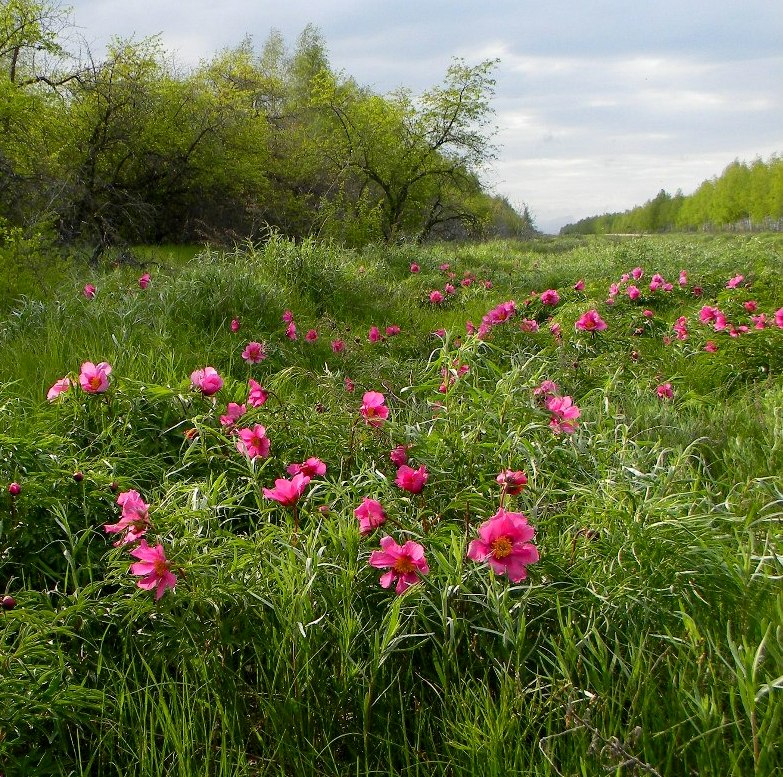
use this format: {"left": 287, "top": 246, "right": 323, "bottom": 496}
{"left": 1, "top": 233, "right": 781, "bottom": 776}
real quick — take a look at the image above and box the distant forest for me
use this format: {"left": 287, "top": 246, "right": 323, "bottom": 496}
{"left": 561, "top": 155, "right": 783, "bottom": 235}
{"left": 0, "top": 1, "right": 534, "bottom": 252}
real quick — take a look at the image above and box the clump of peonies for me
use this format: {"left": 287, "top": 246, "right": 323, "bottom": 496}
{"left": 129, "top": 540, "right": 177, "bottom": 600}
{"left": 395, "top": 464, "right": 428, "bottom": 493}
{"left": 354, "top": 497, "right": 387, "bottom": 535}
{"left": 104, "top": 489, "right": 150, "bottom": 546}
{"left": 477, "top": 300, "right": 517, "bottom": 338}
{"left": 79, "top": 361, "right": 112, "bottom": 394}
{"left": 263, "top": 473, "right": 311, "bottom": 506}
{"left": 191, "top": 366, "right": 223, "bottom": 396}
{"left": 235, "top": 424, "right": 270, "bottom": 460}
{"left": 369, "top": 536, "right": 429, "bottom": 594}
{"left": 575, "top": 310, "right": 607, "bottom": 332}
{"left": 467, "top": 509, "right": 539, "bottom": 583}
{"left": 360, "top": 391, "right": 389, "bottom": 427}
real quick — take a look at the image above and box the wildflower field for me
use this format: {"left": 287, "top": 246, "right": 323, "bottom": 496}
{"left": 1, "top": 233, "right": 782, "bottom": 776}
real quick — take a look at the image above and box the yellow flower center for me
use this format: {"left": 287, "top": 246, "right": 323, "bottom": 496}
{"left": 393, "top": 556, "right": 416, "bottom": 574}
{"left": 491, "top": 536, "right": 513, "bottom": 559}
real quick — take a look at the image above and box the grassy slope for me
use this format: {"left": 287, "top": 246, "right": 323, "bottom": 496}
{"left": 0, "top": 233, "right": 781, "bottom": 776}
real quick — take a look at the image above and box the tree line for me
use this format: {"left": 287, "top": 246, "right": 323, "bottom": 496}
{"left": 0, "top": 0, "right": 535, "bottom": 255}
{"left": 560, "top": 155, "right": 783, "bottom": 235}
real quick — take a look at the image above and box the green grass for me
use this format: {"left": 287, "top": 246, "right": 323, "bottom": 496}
{"left": 0, "top": 234, "right": 781, "bottom": 775}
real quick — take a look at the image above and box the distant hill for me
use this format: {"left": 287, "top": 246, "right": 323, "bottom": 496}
{"left": 561, "top": 154, "right": 783, "bottom": 235}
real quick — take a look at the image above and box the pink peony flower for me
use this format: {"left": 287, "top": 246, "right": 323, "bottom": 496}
{"left": 47, "top": 376, "right": 72, "bottom": 402}
{"left": 129, "top": 540, "right": 177, "bottom": 600}
{"left": 390, "top": 444, "right": 410, "bottom": 467}
{"left": 331, "top": 339, "right": 346, "bottom": 353}
{"left": 751, "top": 314, "right": 766, "bottom": 330}
{"left": 704, "top": 341, "right": 718, "bottom": 352}
{"left": 429, "top": 290, "right": 444, "bottom": 304}
{"left": 574, "top": 310, "right": 607, "bottom": 332}
{"left": 410, "top": 263, "right": 420, "bottom": 273}
{"left": 743, "top": 300, "right": 758, "bottom": 313}
{"left": 573, "top": 279, "right": 585, "bottom": 291}
{"left": 83, "top": 284, "right": 96, "bottom": 300}
{"left": 461, "top": 277, "right": 473, "bottom": 287}
{"left": 368, "top": 326, "right": 381, "bottom": 343}
{"left": 282, "top": 310, "right": 294, "bottom": 323}
{"left": 656, "top": 383, "right": 674, "bottom": 400}
{"left": 444, "top": 283, "right": 456, "bottom": 295}
{"left": 242, "top": 341, "right": 266, "bottom": 363}
{"left": 79, "top": 361, "right": 112, "bottom": 394}
{"left": 247, "top": 378, "right": 268, "bottom": 407}
{"left": 385, "top": 325, "right": 401, "bottom": 337}
{"left": 643, "top": 309, "right": 654, "bottom": 318}
{"left": 220, "top": 402, "right": 246, "bottom": 426}
{"left": 678, "top": 270, "right": 688, "bottom": 287}
{"left": 699, "top": 305, "right": 719, "bottom": 324}
{"left": 627, "top": 285, "right": 641, "bottom": 300}
{"left": 466, "top": 509, "right": 539, "bottom": 582}
{"left": 262, "top": 473, "right": 311, "bottom": 506}
{"left": 369, "top": 535, "right": 429, "bottom": 594}
{"left": 673, "top": 316, "right": 689, "bottom": 340}
{"left": 287, "top": 457, "right": 327, "bottom": 477}
{"left": 496, "top": 470, "right": 528, "bottom": 495}
{"left": 692, "top": 286, "right": 703, "bottom": 297}
{"left": 726, "top": 274, "right": 744, "bottom": 289}
{"left": 519, "top": 319, "right": 539, "bottom": 333}
{"left": 8, "top": 482, "right": 21, "bottom": 496}
{"left": 631, "top": 267, "right": 644, "bottom": 280}
{"left": 230, "top": 318, "right": 241, "bottom": 332}
{"left": 540, "top": 289, "right": 560, "bottom": 306}
{"left": 285, "top": 322, "right": 297, "bottom": 340}
{"left": 395, "top": 464, "right": 428, "bottom": 494}
{"left": 534, "top": 379, "right": 559, "bottom": 398}
{"left": 235, "top": 424, "right": 270, "bottom": 460}
{"left": 305, "top": 329, "right": 318, "bottom": 342}
{"left": 439, "top": 263, "right": 450, "bottom": 272}
{"left": 190, "top": 367, "right": 223, "bottom": 396}
{"left": 360, "top": 391, "right": 389, "bottom": 427}
{"left": 466, "top": 320, "right": 476, "bottom": 335}
{"left": 104, "top": 489, "right": 150, "bottom": 545}
{"left": 344, "top": 377, "right": 355, "bottom": 393}
{"left": 138, "top": 273, "right": 151, "bottom": 289}
{"left": 775, "top": 308, "right": 783, "bottom": 329}
{"left": 354, "top": 497, "right": 387, "bottom": 535}
{"left": 546, "top": 395, "right": 581, "bottom": 434}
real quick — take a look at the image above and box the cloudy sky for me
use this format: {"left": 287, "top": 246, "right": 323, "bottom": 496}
{"left": 66, "top": 1, "right": 782, "bottom": 233}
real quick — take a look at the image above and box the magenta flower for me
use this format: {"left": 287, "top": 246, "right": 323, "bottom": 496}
{"left": 627, "top": 285, "right": 641, "bottom": 300}
{"left": 678, "top": 270, "right": 688, "bottom": 287}
{"left": 331, "top": 339, "right": 346, "bottom": 353}
{"left": 656, "top": 383, "right": 674, "bottom": 400}
{"left": 262, "top": 473, "right": 311, "bottom": 506}
{"left": 369, "top": 536, "right": 429, "bottom": 594}
{"left": 673, "top": 316, "right": 689, "bottom": 340}
{"left": 444, "top": 283, "right": 456, "bottom": 295}
{"left": 138, "top": 273, "right": 151, "bottom": 289}
{"left": 573, "top": 279, "right": 585, "bottom": 291}
{"left": 429, "top": 290, "right": 444, "bottom": 304}
{"left": 305, "top": 329, "right": 318, "bottom": 342}
{"left": 631, "top": 267, "right": 644, "bottom": 280}
{"left": 743, "top": 300, "right": 758, "bottom": 313}
{"left": 704, "top": 341, "right": 718, "bottom": 352}
{"left": 190, "top": 367, "right": 223, "bottom": 396}
{"left": 389, "top": 444, "right": 410, "bottom": 467}
{"left": 235, "top": 424, "right": 270, "bottom": 460}
{"left": 47, "top": 376, "right": 72, "bottom": 402}
{"left": 467, "top": 509, "right": 538, "bottom": 582}
{"left": 519, "top": 318, "right": 539, "bottom": 333}
{"left": 286, "top": 322, "right": 297, "bottom": 340}
{"left": 287, "top": 457, "right": 327, "bottom": 477}
{"left": 395, "top": 464, "right": 428, "bottom": 494}
{"left": 385, "top": 325, "right": 401, "bottom": 337}
{"left": 242, "top": 341, "right": 267, "bottom": 364}
{"left": 220, "top": 402, "right": 247, "bottom": 427}
{"left": 574, "top": 310, "right": 607, "bottom": 332}
{"left": 496, "top": 470, "right": 528, "bottom": 496}
{"left": 368, "top": 326, "right": 381, "bottom": 343}
{"left": 247, "top": 378, "right": 269, "bottom": 407}
{"left": 129, "top": 540, "right": 177, "bottom": 600}
{"left": 230, "top": 318, "right": 241, "bottom": 332}
{"left": 282, "top": 310, "right": 294, "bottom": 323}
{"left": 534, "top": 379, "right": 559, "bottom": 398}
{"left": 726, "top": 274, "right": 745, "bottom": 289}
{"left": 345, "top": 377, "right": 355, "bottom": 393}
{"left": 410, "top": 263, "right": 420, "bottom": 273}
{"left": 104, "top": 489, "right": 150, "bottom": 545}
{"left": 360, "top": 391, "right": 389, "bottom": 427}
{"left": 774, "top": 308, "right": 783, "bottom": 329}
{"left": 540, "top": 289, "right": 560, "bottom": 306}
{"left": 83, "top": 284, "right": 96, "bottom": 300}
{"left": 439, "top": 263, "right": 450, "bottom": 272}
{"left": 643, "top": 309, "right": 654, "bottom": 318}
{"left": 354, "top": 497, "right": 387, "bottom": 535}
{"left": 8, "top": 482, "right": 21, "bottom": 496}
{"left": 79, "top": 361, "right": 112, "bottom": 394}
{"left": 546, "top": 395, "right": 581, "bottom": 434}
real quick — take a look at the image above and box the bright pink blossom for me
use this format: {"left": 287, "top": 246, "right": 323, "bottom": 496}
{"left": 331, "top": 339, "right": 346, "bottom": 353}
{"left": 410, "top": 263, "right": 420, "bottom": 273}
{"left": 242, "top": 341, "right": 266, "bottom": 363}
{"left": 47, "top": 377, "right": 72, "bottom": 402}
{"left": 546, "top": 395, "right": 581, "bottom": 434}
{"left": 466, "top": 509, "right": 539, "bottom": 583}
{"left": 534, "top": 379, "right": 559, "bottom": 398}
{"left": 83, "top": 284, "right": 96, "bottom": 299}
{"left": 129, "top": 540, "right": 177, "bottom": 600}
{"left": 704, "top": 340, "right": 718, "bottom": 352}
{"left": 673, "top": 316, "right": 689, "bottom": 340}
{"left": 220, "top": 402, "right": 246, "bottom": 426}
{"left": 79, "top": 361, "right": 112, "bottom": 394}
{"left": 369, "top": 535, "right": 429, "bottom": 594}
{"left": 519, "top": 319, "right": 539, "bottom": 333}
{"left": 235, "top": 425, "right": 270, "bottom": 460}
{"left": 104, "top": 490, "right": 150, "bottom": 545}
{"left": 395, "top": 464, "right": 428, "bottom": 494}
{"left": 282, "top": 310, "right": 294, "bottom": 323}
{"left": 678, "top": 270, "right": 688, "bottom": 287}
{"left": 385, "top": 325, "right": 401, "bottom": 337}
{"left": 775, "top": 308, "right": 783, "bottom": 328}
{"left": 247, "top": 378, "right": 269, "bottom": 407}
{"left": 262, "top": 473, "right": 311, "bottom": 506}
{"left": 656, "top": 383, "right": 674, "bottom": 400}
{"left": 743, "top": 301, "right": 758, "bottom": 313}
{"left": 360, "top": 391, "right": 389, "bottom": 427}
{"left": 230, "top": 318, "right": 241, "bottom": 332}
{"left": 574, "top": 310, "right": 607, "bottom": 332}
{"left": 429, "top": 290, "right": 444, "bottom": 304}
{"left": 285, "top": 322, "right": 297, "bottom": 340}
{"left": 643, "top": 309, "right": 654, "bottom": 318}
{"left": 573, "top": 279, "right": 585, "bottom": 291}
{"left": 444, "top": 283, "right": 456, "bottom": 295}
{"left": 354, "top": 497, "right": 387, "bottom": 535}
{"left": 496, "top": 470, "right": 527, "bottom": 495}
{"left": 631, "top": 267, "right": 643, "bottom": 280}
{"left": 540, "top": 289, "right": 560, "bottom": 306}
{"left": 287, "top": 457, "right": 326, "bottom": 477}
{"left": 368, "top": 326, "right": 381, "bottom": 343}
{"left": 190, "top": 367, "right": 223, "bottom": 396}
{"left": 751, "top": 314, "right": 767, "bottom": 330}
{"left": 726, "top": 274, "right": 744, "bottom": 289}
{"left": 390, "top": 444, "right": 410, "bottom": 467}
{"left": 627, "top": 285, "right": 641, "bottom": 300}
{"left": 305, "top": 329, "right": 318, "bottom": 342}
{"left": 8, "top": 482, "right": 20, "bottom": 496}
{"left": 138, "top": 273, "right": 151, "bottom": 289}
{"left": 699, "top": 305, "right": 719, "bottom": 324}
